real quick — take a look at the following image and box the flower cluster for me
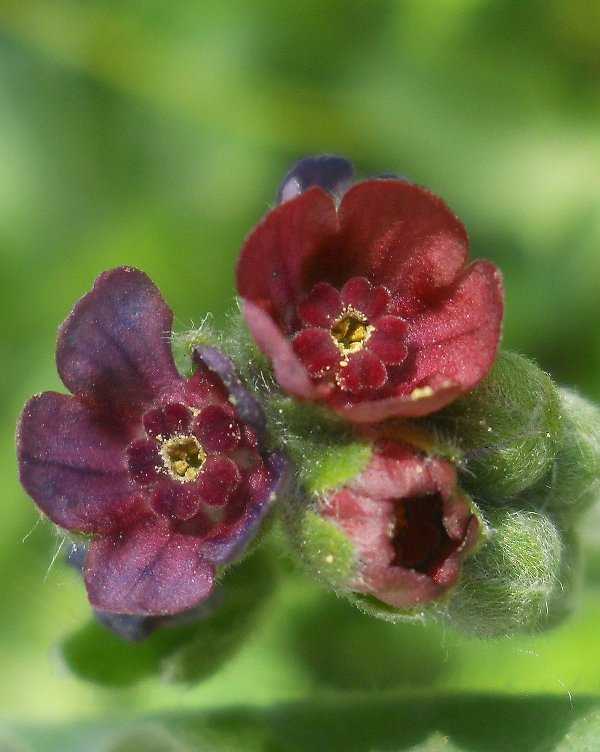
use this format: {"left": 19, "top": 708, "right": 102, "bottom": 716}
{"left": 16, "top": 156, "right": 600, "bottom": 645}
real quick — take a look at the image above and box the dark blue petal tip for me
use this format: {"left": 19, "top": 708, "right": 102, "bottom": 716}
{"left": 277, "top": 155, "right": 355, "bottom": 204}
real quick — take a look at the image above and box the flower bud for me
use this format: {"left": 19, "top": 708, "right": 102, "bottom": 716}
{"left": 429, "top": 350, "right": 563, "bottom": 498}
{"left": 524, "top": 389, "right": 600, "bottom": 525}
{"left": 285, "top": 440, "right": 480, "bottom": 617}
{"left": 442, "top": 507, "right": 577, "bottom": 637}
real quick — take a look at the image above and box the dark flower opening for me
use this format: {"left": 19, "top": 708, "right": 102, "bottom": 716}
{"left": 160, "top": 434, "right": 206, "bottom": 482}
{"left": 391, "top": 493, "right": 461, "bottom": 578}
{"left": 330, "top": 307, "right": 372, "bottom": 356}
{"left": 318, "top": 441, "right": 479, "bottom": 608}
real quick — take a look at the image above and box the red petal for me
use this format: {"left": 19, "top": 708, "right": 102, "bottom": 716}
{"left": 297, "top": 282, "right": 342, "bottom": 327}
{"left": 196, "top": 456, "right": 242, "bottom": 507}
{"left": 236, "top": 188, "right": 339, "bottom": 332}
{"left": 17, "top": 392, "right": 143, "bottom": 534}
{"left": 243, "top": 301, "right": 329, "bottom": 401}
{"left": 338, "top": 181, "right": 469, "bottom": 312}
{"left": 350, "top": 443, "right": 444, "bottom": 499}
{"left": 57, "top": 268, "right": 181, "bottom": 416}
{"left": 331, "top": 378, "right": 462, "bottom": 422}
{"left": 368, "top": 315, "right": 408, "bottom": 365}
{"left": 341, "top": 277, "right": 390, "bottom": 320}
{"left": 84, "top": 519, "right": 215, "bottom": 615}
{"left": 405, "top": 259, "right": 504, "bottom": 392}
{"left": 292, "top": 327, "right": 340, "bottom": 377}
{"left": 192, "top": 405, "right": 242, "bottom": 454}
{"left": 336, "top": 350, "right": 387, "bottom": 392}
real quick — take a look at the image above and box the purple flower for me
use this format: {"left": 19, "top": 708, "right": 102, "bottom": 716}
{"left": 17, "top": 268, "right": 286, "bottom": 616}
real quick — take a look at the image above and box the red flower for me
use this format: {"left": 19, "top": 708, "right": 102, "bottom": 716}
{"left": 17, "top": 268, "right": 286, "bottom": 616}
{"left": 237, "top": 157, "right": 503, "bottom": 422}
{"left": 318, "top": 441, "right": 479, "bottom": 608}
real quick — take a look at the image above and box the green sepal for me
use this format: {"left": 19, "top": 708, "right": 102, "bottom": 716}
{"left": 274, "top": 398, "right": 372, "bottom": 495}
{"left": 344, "top": 592, "right": 433, "bottom": 624}
{"left": 285, "top": 507, "right": 358, "bottom": 591}
{"left": 523, "top": 389, "right": 600, "bottom": 526}
{"left": 226, "top": 300, "right": 275, "bottom": 384}
{"left": 428, "top": 350, "right": 563, "bottom": 498}
{"left": 441, "top": 506, "right": 578, "bottom": 637}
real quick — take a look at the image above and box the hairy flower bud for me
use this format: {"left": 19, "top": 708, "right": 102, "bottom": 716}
{"left": 525, "top": 389, "right": 600, "bottom": 525}
{"left": 442, "top": 507, "right": 578, "bottom": 637}
{"left": 429, "top": 351, "right": 563, "bottom": 498}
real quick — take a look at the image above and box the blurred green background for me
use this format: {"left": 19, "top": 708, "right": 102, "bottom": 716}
{"left": 2, "top": 0, "right": 600, "bottom": 741}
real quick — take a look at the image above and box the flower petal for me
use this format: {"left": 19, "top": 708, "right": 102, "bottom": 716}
{"left": 196, "top": 456, "right": 242, "bottom": 507}
{"left": 292, "top": 327, "right": 340, "bottom": 377}
{"left": 200, "top": 450, "right": 289, "bottom": 564}
{"left": 193, "top": 345, "right": 266, "bottom": 443}
{"left": 243, "top": 302, "right": 331, "bottom": 401}
{"left": 405, "top": 259, "right": 504, "bottom": 393}
{"left": 84, "top": 519, "right": 215, "bottom": 615}
{"left": 126, "top": 438, "right": 160, "bottom": 485}
{"left": 57, "top": 267, "right": 181, "bottom": 416}
{"left": 297, "top": 282, "right": 342, "bottom": 327}
{"left": 368, "top": 315, "right": 409, "bottom": 365}
{"left": 338, "top": 180, "right": 469, "bottom": 312}
{"left": 192, "top": 405, "right": 243, "bottom": 454}
{"left": 143, "top": 403, "right": 191, "bottom": 440}
{"left": 336, "top": 350, "right": 387, "bottom": 393}
{"left": 17, "top": 392, "right": 143, "bottom": 534}
{"left": 151, "top": 478, "right": 204, "bottom": 521}
{"left": 340, "top": 277, "right": 390, "bottom": 320}
{"left": 278, "top": 155, "right": 355, "bottom": 204}
{"left": 236, "top": 188, "right": 339, "bottom": 331}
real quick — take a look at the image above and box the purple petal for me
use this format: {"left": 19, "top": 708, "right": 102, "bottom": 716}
{"left": 193, "top": 344, "right": 267, "bottom": 442}
{"left": 151, "top": 479, "right": 203, "bottom": 521}
{"left": 196, "top": 456, "right": 241, "bottom": 507}
{"left": 278, "top": 155, "right": 355, "bottom": 204}
{"left": 201, "top": 450, "right": 290, "bottom": 564}
{"left": 84, "top": 519, "right": 215, "bottom": 615}
{"left": 143, "top": 403, "right": 192, "bottom": 440}
{"left": 57, "top": 267, "right": 181, "bottom": 417}
{"left": 126, "top": 438, "right": 160, "bottom": 485}
{"left": 192, "top": 405, "right": 243, "bottom": 454}
{"left": 17, "top": 392, "right": 143, "bottom": 534}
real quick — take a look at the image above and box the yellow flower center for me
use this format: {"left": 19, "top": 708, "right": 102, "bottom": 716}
{"left": 330, "top": 306, "right": 374, "bottom": 358}
{"left": 159, "top": 434, "right": 206, "bottom": 482}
